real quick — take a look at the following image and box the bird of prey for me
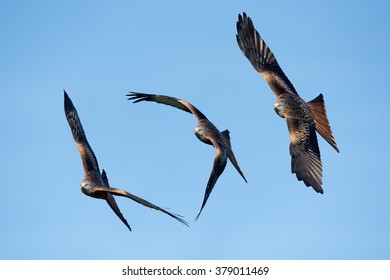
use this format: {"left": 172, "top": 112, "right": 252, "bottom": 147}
{"left": 64, "top": 90, "right": 188, "bottom": 231}
{"left": 127, "top": 92, "right": 247, "bottom": 219}
{"left": 236, "top": 12, "right": 339, "bottom": 194}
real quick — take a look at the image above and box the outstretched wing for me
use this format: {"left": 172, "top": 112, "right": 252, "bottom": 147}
{"left": 127, "top": 91, "right": 208, "bottom": 122}
{"left": 93, "top": 186, "right": 189, "bottom": 227}
{"left": 287, "top": 117, "right": 323, "bottom": 194}
{"left": 236, "top": 12, "right": 298, "bottom": 97}
{"left": 64, "top": 90, "right": 100, "bottom": 174}
{"left": 195, "top": 139, "right": 228, "bottom": 220}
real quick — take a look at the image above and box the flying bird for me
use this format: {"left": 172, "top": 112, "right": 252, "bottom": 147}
{"left": 64, "top": 90, "right": 188, "bottom": 231}
{"left": 236, "top": 12, "right": 339, "bottom": 194}
{"left": 127, "top": 92, "right": 247, "bottom": 219}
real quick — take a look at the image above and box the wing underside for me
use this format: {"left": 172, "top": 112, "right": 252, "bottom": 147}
{"left": 64, "top": 90, "right": 100, "bottom": 174}
{"left": 236, "top": 12, "right": 298, "bottom": 96}
{"left": 94, "top": 186, "right": 189, "bottom": 227}
{"left": 127, "top": 92, "right": 208, "bottom": 121}
{"left": 287, "top": 118, "right": 323, "bottom": 193}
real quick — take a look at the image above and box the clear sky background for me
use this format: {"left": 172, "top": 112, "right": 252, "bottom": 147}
{"left": 1, "top": 0, "right": 389, "bottom": 260}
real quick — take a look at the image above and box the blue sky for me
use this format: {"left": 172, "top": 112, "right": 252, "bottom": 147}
{"left": 1, "top": 0, "right": 389, "bottom": 259}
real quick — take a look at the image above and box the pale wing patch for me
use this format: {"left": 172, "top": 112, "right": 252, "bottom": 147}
{"left": 260, "top": 71, "right": 297, "bottom": 96}
{"left": 288, "top": 127, "right": 303, "bottom": 145}
{"left": 75, "top": 142, "right": 99, "bottom": 175}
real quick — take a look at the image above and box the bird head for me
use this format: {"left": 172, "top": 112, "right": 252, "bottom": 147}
{"left": 274, "top": 102, "right": 285, "bottom": 118}
{"left": 194, "top": 125, "right": 209, "bottom": 144}
{"left": 194, "top": 125, "right": 205, "bottom": 135}
{"left": 80, "top": 179, "right": 93, "bottom": 196}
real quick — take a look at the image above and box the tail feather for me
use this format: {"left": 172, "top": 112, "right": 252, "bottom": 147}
{"left": 307, "top": 94, "right": 339, "bottom": 153}
{"left": 221, "top": 130, "right": 247, "bottom": 183}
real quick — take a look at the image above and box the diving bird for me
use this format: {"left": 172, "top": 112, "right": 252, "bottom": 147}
{"left": 127, "top": 92, "right": 247, "bottom": 219}
{"left": 64, "top": 90, "right": 188, "bottom": 231}
{"left": 236, "top": 12, "right": 339, "bottom": 194}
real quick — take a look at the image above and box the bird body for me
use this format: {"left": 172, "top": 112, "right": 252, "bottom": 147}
{"left": 80, "top": 171, "right": 106, "bottom": 198}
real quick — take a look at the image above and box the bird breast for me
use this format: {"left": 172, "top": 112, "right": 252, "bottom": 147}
{"left": 80, "top": 172, "right": 106, "bottom": 198}
{"left": 194, "top": 126, "right": 213, "bottom": 145}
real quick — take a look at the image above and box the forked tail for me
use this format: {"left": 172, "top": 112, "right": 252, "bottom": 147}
{"left": 307, "top": 94, "right": 340, "bottom": 153}
{"left": 221, "top": 130, "right": 248, "bottom": 183}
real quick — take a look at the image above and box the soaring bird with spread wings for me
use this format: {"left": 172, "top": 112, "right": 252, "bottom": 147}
{"left": 236, "top": 13, "right": 339, "bottom": 194}
{"left": 64, "top": 90, "right": 188, "bottom": 231}
{"left": 127, "top": 92, "right": 247, "bottom": 219}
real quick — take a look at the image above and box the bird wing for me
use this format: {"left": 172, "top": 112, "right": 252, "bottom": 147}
{"left": 93, "top": 186, "right": 189, "bottom": 227}
{"left": 236, "top": 12, "right": 298, "bottom": 97}
{"left": 64, "top": 90, "right": 100, "bottom": 175}
{"left": 195, "top": 138, "right": 227, "bottom": 220}
{"left": 220, "top": 130, "right": 247, "bottom": 183}
{"left": 286, "top": 116, "right": 323, "bottom": 194}
{"left": 127, "top": 92, "right": 208, "bottom": 122}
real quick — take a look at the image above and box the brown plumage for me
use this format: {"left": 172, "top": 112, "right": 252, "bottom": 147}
{"left": 64, "top": 90, "right": 188, "bottom": 231}
{"left": 127, "top": 92, "right": 247, "bottom": 219}
{"left": 236, "top": 12, "right": 339, "bottom": 193}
